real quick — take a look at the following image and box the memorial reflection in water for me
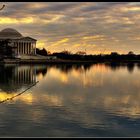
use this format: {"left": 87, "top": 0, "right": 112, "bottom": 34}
{"left": 0, "top": 65, "right": 47, "bottom": 93}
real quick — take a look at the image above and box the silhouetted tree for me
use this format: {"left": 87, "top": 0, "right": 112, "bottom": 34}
{"left": 47, "top": 51, "right": 51, "bottom": 55}
{"left": 0, "top": 39, "right": 14, "bottom": 58}
{"left": 0, "top": 5, "right": 5, "bottom": 11}
{"left": 128, "top": 51, "right": 134, "bottom": 55}
{"left": 61, "top": 50, "right": 71, "bottom": 54}
{"left": 110, "top": 52, "right": 119, "bottom": 56}
{"left": 36, "top": 48, "right": 48, "bottom": 56}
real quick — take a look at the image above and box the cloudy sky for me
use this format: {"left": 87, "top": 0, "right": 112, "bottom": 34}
{"left": 1, "top": 2, "right": 140, "bottom": 54}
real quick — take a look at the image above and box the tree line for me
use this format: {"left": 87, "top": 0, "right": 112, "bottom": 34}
{"left": 1, "top": 39, "right": 140, "bottom": 62}
{"left": 37, "top": 48, "right": 140, "bottom": 62}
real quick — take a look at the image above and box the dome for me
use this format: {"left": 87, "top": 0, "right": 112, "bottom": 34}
{"left": 0, "top": 28, "right": 23, "bottom": 39}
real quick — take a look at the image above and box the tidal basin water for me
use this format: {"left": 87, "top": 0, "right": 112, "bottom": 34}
{"left": 0, "top": 63, "right": 140, "bottom": 137}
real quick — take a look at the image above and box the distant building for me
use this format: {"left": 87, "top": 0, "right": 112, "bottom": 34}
{"left": 0, "top": 28, "right": 37, "bottom": 57}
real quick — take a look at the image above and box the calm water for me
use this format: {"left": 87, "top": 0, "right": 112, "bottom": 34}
{"left": 0, "top": 63, "right": 140, "bottom": 137}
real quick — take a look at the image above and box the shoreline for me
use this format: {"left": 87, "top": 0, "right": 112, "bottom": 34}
{"left": 1, "top": 58, "right": 140, "bottom": 64}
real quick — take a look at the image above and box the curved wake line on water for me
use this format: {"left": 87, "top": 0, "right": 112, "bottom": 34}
{"left": 0, "top": 81, "right": 39, "bottom": 104}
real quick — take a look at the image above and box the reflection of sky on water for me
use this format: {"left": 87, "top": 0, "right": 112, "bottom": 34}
{"left": 0, "top": 63, "right": 140, "bottom": 136}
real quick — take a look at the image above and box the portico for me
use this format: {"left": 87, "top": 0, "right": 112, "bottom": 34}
{"left": 13, "top": 37, "right": 37, "bottom": 55}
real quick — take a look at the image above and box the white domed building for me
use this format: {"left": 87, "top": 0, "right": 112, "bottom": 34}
{"left": 0, "top": 28, "right": 37, "bottom": 57}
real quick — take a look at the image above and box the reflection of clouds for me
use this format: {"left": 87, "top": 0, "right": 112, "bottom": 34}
{"left": 3, "top": 64, "right": 140, "bottom": 119}
{"left": 33, "top": 64, "right": 140, "bottom": 122}
{"left": 45, "top": 64, "right": 110, "bottom": 87}
{"left": 100, "top": 94, "right": 140, "bottom": 118}
{"left": 0, "top": 92, "right": 17, "bottom": 102}
{"left": 1, "top": 64, "right": 140, "bottom": 136}
{"left": 38, "top": 94, "right": 63, "bottom": 107}
{"left": 5, "top": 63, "right": 136, "bottom": 134}
{"left": 0, "top": 91, "right": 33, "bottom": 105}
{"left": 19, "top": 93, "right": 34, "bottom": 105}
{"left": 48, "top": 68, "right": 68, "bottom": 84}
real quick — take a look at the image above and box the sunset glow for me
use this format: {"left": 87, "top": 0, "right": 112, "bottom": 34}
{"left": 1, "top": 2, "right": 140, "bottom": 54}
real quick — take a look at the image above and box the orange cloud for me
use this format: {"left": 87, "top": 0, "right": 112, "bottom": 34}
{"left": 83, "top": 35, "right": 106, "bottom": 41}
{"left": 122, "top": 6, "right": 140, "bottom": 12}
{"left": 37, "top": 40, "right": 46, "bottom": 49}
{"left": 48, "top": 38, "right": 69, "bottom": 48}
{"left": 0, "top": 17, "right": 34, "bottom": 24}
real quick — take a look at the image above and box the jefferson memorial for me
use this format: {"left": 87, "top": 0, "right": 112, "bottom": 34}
{"left": 0, "top": 28, "right": 37, "bottom": 57}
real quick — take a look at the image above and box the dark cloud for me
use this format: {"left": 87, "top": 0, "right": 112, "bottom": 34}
{"left": 0, "top": 2, "right": 140, "bottom": 54}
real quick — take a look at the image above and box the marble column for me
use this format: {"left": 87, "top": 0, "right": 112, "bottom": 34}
{"left": 24, "top": 42, "right": 25, "bottom": 54}
{"left": 28, "top": 43, "right": 30, "bottom": 54}
{"left": 24, "top": 43, "right": 25, "bottom": 54}
{"left": 16, "top": 42, "right": 17, "bottom": 55}
{"left": 25, "top": 43, "right": 27, "bottom": 54}
{"left": 18, "top": 42, "right": 19, "bottom": 55}
{"left": 29, "top": 43, "right": 31, "bottom": 54}
{"left": 23, "top": 42, "right": 24, "bottom": 54}
{"left": 34, "top": 43, "right": 36, "bottom": 55}
{"left": 33, "top": 43, "right": 34, "bottom": 55}
{"left": 28, "top": 43, "right": 29, "bottom": 54}
{"left": 21, "top": 42, "right": 22, "bottom": 54}
{"left": 31, "top": 43, "right": 33, "bottom": 54}
{"left": 18, "top": 42, "right": 20, "bottom": 54}
{"left": 23, "top": 42, "right": 25, "bottom": 54}
{"left": 16, "top": 42, "right": 18, "bottom": 55}
{"left": 27, "top": 43, "right": 28, "bottom": 54}
{"left": 32, "top": 42, "right": 34, "bottom": 54}
{"left": 33, "top": 43, "right": 36, "bottom": 55}
{"left": 19, "top": 42, "right": 21, "bottom": 54}
{"left": 22, "top": 42, "right": 24, "bottom": 54}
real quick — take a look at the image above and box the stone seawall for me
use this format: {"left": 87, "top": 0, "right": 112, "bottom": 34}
{"left": 2, "top": 58, "right": 140, "bottom": 64}
{"left": 0, "top": 59, "right": 94, "bottom": 64}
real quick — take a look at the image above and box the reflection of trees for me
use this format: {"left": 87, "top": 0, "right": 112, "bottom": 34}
{"left": 53, "top": 64, "right": 94, "bottom": 74}
{"left": 0, "top": 62, "right": 138, "bottom": 93}
{"left": 0, "top": 65, "right": 16, "bottom": 92}
{"left": 36, "top": 66, "right": 47, "bottom": 77}
{"left": 127, "top": 63, "right": 135, "bottom": 73}
{"left": 55, "top": 64, "right": 74, "bottom": 73}
{"left": 136, "top": 63, "right": 140, "bottom": 69}
{"left": 105, "top": 62, "right": 135, "bottom": 73}
{"left": 105, "top": 62, "right": 121, "bottom": 71}
{"left": 83, "top": 63, "right": 94, "bottom": 71}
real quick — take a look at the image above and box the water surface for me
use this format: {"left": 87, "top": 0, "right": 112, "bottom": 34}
{"left": 0, "top": 63, "right": 139, "bottom": 137}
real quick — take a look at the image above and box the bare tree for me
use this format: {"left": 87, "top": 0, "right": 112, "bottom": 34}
{"left": 0, "top": 5, "right": 5, "bottom": 11}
